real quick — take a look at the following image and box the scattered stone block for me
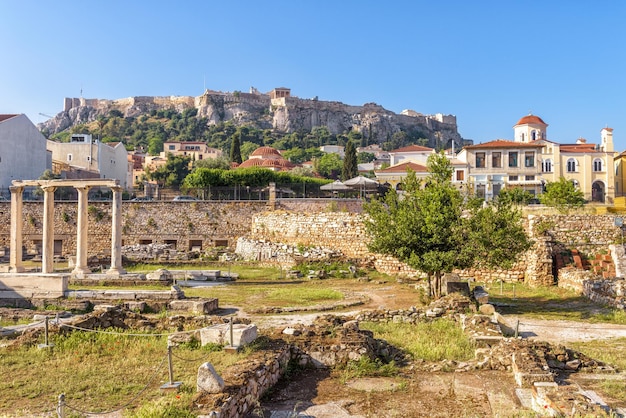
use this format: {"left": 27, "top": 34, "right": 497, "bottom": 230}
{"left": 146, "top": 269, "right": 173, "bottom": 281}
{"left": 200, "top": 323, "right": 258, "bottom": 347}
{"left": 282, "top": 327, "right": 301, "bottom": 336}
{"left": 446, "top": 281, "right": 470, "bottom": 297}
{"left": 197, "top": 362, "right": 224, "bottom": 394}
{"left": 169, "top": 299, "right": 218, "bottom": 314}
{"left": 473, "top": 286, "right": 489, "bottom": 304}
{"left": 478, "top": 303, "right": 496, "bottom": 315}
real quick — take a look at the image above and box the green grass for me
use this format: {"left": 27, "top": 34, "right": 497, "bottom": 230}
{"left": 360, "top": 319, "right": 475, "bottom": 362}
{"left": 0, "top": 328, "right": 250, "bottom": 416}
{"left": 184, "top": 280, "right": 344, "bottom": 308}
{"left": 338, "top": 357, "right": 400, "bottom": 383}
{"left": 569, "top": 338, "right": 626, "bottom": 403}
{"left": 488, "top": 282, "right": 626, "bottom": 323}
{"left": 124, "top": 263, "right": 283, "bottom": 281}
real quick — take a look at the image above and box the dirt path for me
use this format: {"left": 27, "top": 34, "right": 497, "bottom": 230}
{"left": 502, "top": 315, "right": 626, "bottom": 343}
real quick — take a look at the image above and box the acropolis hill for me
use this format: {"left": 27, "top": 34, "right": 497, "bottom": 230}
{"left": 39, "top": 87, "right": 465, "bottom": 149}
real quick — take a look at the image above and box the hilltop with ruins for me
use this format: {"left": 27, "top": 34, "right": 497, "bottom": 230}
{"left": 39, "top": 87, "right": 465, "bottom": 149}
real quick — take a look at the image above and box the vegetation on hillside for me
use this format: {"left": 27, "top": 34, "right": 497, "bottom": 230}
{"left": 47, "top": 108, "right": 431, "bottom": 157}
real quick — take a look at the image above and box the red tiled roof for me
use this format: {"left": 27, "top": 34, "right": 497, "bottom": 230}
{"left": 250, "top": 146, "right": 282, "bottom": 157}
{"left": 388, "top": 144, "right": 434, "bottom": 153}
{"left": 0, "top": 114, "right": 19, "bottom": 123}
{"left": 602, "top": 127, "right": 614, "bottom": 132}
{"left": 238, "top": 159, "right": 265, "bottom": 168}
{"left": 560, "top": 144, "right": 601, "bottom": 153}
{"left": 376, "top": 161, "right": 428, "bottom": 173}
{"left": 514, "top": 114, "right": 547, "bottom": 126}
{"left": 463, "top": 139, "right": 543, "bottom": 149}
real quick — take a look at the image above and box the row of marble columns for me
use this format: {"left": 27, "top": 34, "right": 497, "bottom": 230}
{"left": 9, "top": 182, "right": 125, "bottom": 276}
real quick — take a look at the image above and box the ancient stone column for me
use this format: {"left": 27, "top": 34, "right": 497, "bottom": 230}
{"left": 41, "top": 185, "right": 57, "bottom": 274}
{"left": 9, "top": 185, "right": 24, "bottom": 272}
{"left": 72, "top": 185, "right": 91, "bottom": 276}
{"left": 107, "top": 186, "right": 126, "bottom": 275}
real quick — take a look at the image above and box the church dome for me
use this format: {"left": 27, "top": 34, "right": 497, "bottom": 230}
{"left": 515, "top": 114, "right": 547, "bottom": 126}
{"left": 250, "top": 146, "right": 282, "bottom": 158}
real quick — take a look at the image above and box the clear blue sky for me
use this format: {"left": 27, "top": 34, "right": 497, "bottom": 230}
{"left": 2, "top": 1, "right": 625, "bottom": 149}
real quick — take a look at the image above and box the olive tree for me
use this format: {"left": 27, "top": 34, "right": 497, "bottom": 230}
{"left": 365, "top": 152, "right": 532, "bottom": 298}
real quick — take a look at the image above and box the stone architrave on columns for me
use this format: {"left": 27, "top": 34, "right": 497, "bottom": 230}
{"left": 41, "top": 185, "right": 56, "bottom": 274}
{"left": 107, "top": 186, "right": 126, "bottom": 275}
{"left": 9, "top": 185, "right": 25, "bottom": 272}
{"left": 73, "top": 185, "right": 91, "bottom": 276}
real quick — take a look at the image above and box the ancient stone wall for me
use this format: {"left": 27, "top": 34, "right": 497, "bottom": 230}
{"left": 558, "top": 268, "right": 626, "bottom": 309}
{"left": 0, "top": 201, "right": 269, "bottom": 258}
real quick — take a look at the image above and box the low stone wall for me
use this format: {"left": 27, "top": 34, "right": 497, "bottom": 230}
{"left": 234, "top": 237, "right": 342, "bottom": 268}
{"left": 557, "top": 268, "right": 626, "bottom": 310}
{"left": 196, "top": 344, "right": 292, "bottom": 418}
{"left": 583, "top": 278, "right": 626, "bottom": 309}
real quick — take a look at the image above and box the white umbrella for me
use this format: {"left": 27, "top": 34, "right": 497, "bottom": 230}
{"left": 320, "top": 180, "right": 351, "bottom": 191}
{"left": 344, "top": 175, "right": 379, "bottom": 189}
{"left": 344, "top": 175, "right": 379, "bottom": 198}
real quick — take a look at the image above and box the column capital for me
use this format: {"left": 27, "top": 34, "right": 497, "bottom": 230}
{"left": 9, "top": 185, "right": 24, "bottom": 193}
{"left": 41, "top": 185, "right": 57, "bottom": 192}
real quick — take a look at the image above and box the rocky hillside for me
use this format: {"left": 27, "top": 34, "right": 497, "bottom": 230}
{"left": 38, "top": 87, "right": 465, "bottom": 149}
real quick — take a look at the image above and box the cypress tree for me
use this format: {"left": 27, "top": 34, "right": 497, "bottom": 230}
{"left": 342, "top": 140, "right": 358, "bottom": 181}
{"left": 230, "top": 133, "right": 242, "bottom": 164}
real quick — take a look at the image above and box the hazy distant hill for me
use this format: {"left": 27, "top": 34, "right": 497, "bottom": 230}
{"left": 38, "top": 87, "right": 466, "bottom": 151}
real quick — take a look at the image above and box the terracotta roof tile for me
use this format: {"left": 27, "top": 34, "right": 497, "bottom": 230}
{"left": 0, "top": 114, "right": 19, "bottom": 123}
{"left": 376, "top": 161, "right": 428, "bottom": 173}
{"left": 388, "top": 144, "right": 434, "bottom": 153}
{"left": 514, "top": 114, "right": 548, "bottom": 126}
{"left": 250, "top": 146, "right": 282, "bottom": 157}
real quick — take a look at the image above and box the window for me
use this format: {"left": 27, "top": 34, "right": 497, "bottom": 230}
{"left": 524, "top": 152, "right": 535, "bottom": 167}
{"left": 542, "top": 158, "right": 553, "bottom": 173}
{"left": 67, "top": 154, "right": 73, "bottom": 162}
{"left": 509, "top": 175, "right": 519, "bottom": 181}
{"left": 521, "top": 133, "right": 525, "bottom": 142}
{"left": 492, "top": 152, "right": 501, "bottom": 168}
{"left": 456, "top": 170, "right": 464, "bottom": 181}
{"left": 476, "top": 152, "right": 486, "bottom": 168}
{"left": 531, "top": 130, "right": 537, "bottom": 141}
{"left": 168, "top": 145, "right": 175, "bottom": 150}
{"left": 476, "top": 184, "right": 486, "bottom": 198}
{"left": 567, "top": 158, "right": 577, "bottom": 172}
{"left": 526, "top": 175, "right": 535, "bottom": 181}
{"left": 593, "top": 158, "right": 603, "bottom": 172}
{"left": 509, "top": 152, "right": 518, "bottom": 167}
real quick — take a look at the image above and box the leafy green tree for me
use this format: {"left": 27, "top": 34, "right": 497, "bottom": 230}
{"left": 147, "top": 136, "right": 164, "bottom": 155}
{"left": 365, "top": 152, "right": 531, "bottom": 298}
{"left": 230, "top": 133, "right": 242, "bottom": 164}
{"left": 497, "top": 187, "right": 534, "bottom": 206}
{"left": 282, "top": 148, "right": 308, "bottom": 165}
{"left": 342, "top": 140, "right": 358, "bottom": 180}
{"left": 240, "top": 141, "right": 259, "bottom": 161}
{"left": 358, "top": 152, "right": 376, "bottom": 164}
{"left": 148, "top": 154, "right": 191, "bottom": 188}
{"left": 314, "top": 153, "right": 343, "bottom": 179}
{"left": 540, "top": 177, "right": 586, "bottom": 212}
{"left": 193, "top": 156, "right": 231, "bottom": 170}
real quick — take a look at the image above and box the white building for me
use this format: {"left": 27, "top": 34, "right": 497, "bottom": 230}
{"left": 0, "top": 114, "right": 51, "bottom": 194}
{"left": 47, "top": 134, "right": 130, "bottom": 190}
